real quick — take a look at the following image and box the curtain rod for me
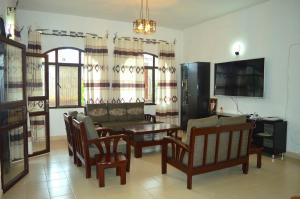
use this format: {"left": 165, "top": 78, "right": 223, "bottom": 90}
{"left": 35, "top": 29, "right": 109, "bottom": 39}
{"left": 113, "top": 33, "right": 176, "bottom": 45}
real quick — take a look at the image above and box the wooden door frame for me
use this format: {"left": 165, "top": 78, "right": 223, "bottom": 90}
{"left": 26, "top": 52, "right": 50, "bottom": 157}
{"left": 0, "top": 36, "right": 29, "bottom": 193}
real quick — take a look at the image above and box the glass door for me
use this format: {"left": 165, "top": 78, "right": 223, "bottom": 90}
{"left": 26, "top": 53, "right": 50, "bottom": 156}
{"left": 0, "top": 36, "right": 28, "bottom": 193}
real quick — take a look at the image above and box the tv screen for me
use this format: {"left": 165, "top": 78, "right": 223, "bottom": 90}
{"left": 214, "top": 58, "right": 264, "bottom": 97}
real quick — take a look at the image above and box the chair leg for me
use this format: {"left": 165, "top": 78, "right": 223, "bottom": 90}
{"left": 68, "top": 148, "right": 73, "bottom": 156}
{"left": 120, "top": 163, "right": 126, "bottom": 185}
{"left": 77, "top": 160, "right": 82, "bottom": 167}
{"left": 161, "top": 144, "right": 167, "bottom": 174}
{"left": 187, "top": 174, "right": 192, "bottom": 190}
{"left": 86, "top": 164, "right": 92, "bottom": 178}
{"left": 98, "top": 166, "right": 105, "bottom": 187}
{"left": 242, "top": 162, "right": 249, "bottom": 174}
{"left": 116, "top": 167, "right": 120, "bottom": 176}
{"left": 73, "top": 152, "right": 77, "bottom": 165}
{"left": 257, "top": 152, "right": 262, "bottom": 168}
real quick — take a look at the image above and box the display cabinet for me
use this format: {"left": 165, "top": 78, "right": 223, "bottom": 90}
{"left": 180, "top": 62, "right": 210, "bottom": 130}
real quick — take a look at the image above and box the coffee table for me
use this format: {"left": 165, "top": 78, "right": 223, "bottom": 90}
{"left": 124, "top": 123, "right": 180, "bottom": 158}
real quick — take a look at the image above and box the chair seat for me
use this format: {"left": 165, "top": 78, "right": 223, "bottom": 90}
{"left": 97, "top": 153, "right": 127, "bottom": 168}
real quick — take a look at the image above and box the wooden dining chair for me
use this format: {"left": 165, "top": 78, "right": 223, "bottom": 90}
{"left": 72, "top": 115, "right": 131, "bottom": 178}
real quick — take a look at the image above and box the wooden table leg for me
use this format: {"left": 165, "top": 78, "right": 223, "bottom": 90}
{"left": 134, "top": 145, "right": 142, "bottom": 158}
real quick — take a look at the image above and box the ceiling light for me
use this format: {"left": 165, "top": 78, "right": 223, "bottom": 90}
{"left": 133, "top": 0, "right": 157, "bottom": 35}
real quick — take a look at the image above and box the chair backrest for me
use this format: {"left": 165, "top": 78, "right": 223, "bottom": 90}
{"left": 188, "top": 123, "right": 252, "bottom": 167}
{"left": 72, "top": 118, "right": 129, "bottom": 162}
{"left": 72, "top": 118, "right": 87, "bottom": 161}
{"left": 63, "top": 113, "right": 73, "bottom": 147}
{"left": 94, "top": 134, "right": 129, "bottom": 161}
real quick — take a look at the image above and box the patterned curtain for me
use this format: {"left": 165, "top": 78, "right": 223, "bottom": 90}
{"left": 112, "top": 38, "right": 144, "bottom": 103}
{"left": 27, "top": 30, "right": 43, "bottom": 155}
{"left": 83, "top": 35, "right": 109, "bottom": 104}
{"left": 156, "top": 42, "right": 179, "bottom": 125}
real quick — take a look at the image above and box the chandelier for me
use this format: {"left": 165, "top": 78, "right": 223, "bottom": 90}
{"left": 133, "top": 0, "right": 157, "bottom": 34}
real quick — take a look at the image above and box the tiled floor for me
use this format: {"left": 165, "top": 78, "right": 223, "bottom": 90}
{"left": 2, "top": 140, "right": 300, "bottom": 199}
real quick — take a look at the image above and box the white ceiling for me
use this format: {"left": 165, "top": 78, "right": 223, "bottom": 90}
{"left": 18, "top": 0, "right": 269, "bottom": 29}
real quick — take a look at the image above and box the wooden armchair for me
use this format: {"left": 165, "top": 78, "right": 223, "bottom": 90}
{"left": 72, "top": 115, "right": 131, "bottom": 178}
{"left": 162, "top": 123, "right": 252, "bottom": 189}
{"left": 63, "top": 113, "right": 77, "bottom": 164}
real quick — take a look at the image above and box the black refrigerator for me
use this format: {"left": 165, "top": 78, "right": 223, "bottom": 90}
{"left": 180, "top": 62, "right": 210, "bottom": 130}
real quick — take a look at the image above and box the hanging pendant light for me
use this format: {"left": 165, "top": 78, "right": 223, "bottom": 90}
{"left": 133, "top": 0, "right": 157, "bottom": 35}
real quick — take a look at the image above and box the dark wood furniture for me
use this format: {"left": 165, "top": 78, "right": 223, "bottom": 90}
{"left": 125, "top": 123, "right": 180, "bottom": 158}
{"left": 181, "top": 62, "right": 210, "bottom": 130}
{"left": 0, "top": 36, "right": 28, "bottom": 193}
{"left": 95, "top": 134, "right": 128, "bottom": 187}
{"left": 63, "top": 113, "right": 77, "bottom": 164}
{"left": 72, "top": 118, "right": 131, "bottom": 178}
{"left": 249, "top": 145, "right": 263, "bottom": 168}
{"left": 252, "top": 119, "right": 287, "bottom": 159}
{"left": 162, "top": 123, "right": 253, "bottom": 189}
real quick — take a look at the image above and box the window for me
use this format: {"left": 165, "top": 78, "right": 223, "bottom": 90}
{"left": 143, "top": 53, "right": 158, "bottom": 104}
{"left": 46, "top": 48, "right": 84, "bottom": 108}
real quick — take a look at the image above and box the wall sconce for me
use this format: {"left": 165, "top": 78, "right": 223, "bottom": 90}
{"left": 232, "top": 42, "right": 245, "bottom": 56}
{"left": 234, "top": 44, "right": 240, "bottom": 56}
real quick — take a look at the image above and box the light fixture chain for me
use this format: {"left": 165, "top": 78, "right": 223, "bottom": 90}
{"left": 146, "top": 0, "right": 149, "bottom": 19}
{"left": 140, "top": 0, "right": 143, "bottom": 19}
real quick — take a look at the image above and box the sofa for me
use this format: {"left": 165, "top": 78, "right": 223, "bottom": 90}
{"left": 85, "top": 103, "right": 156, "bottom": 131}
{"left": 162, "top": 115, "right": 253, "bottom": 189}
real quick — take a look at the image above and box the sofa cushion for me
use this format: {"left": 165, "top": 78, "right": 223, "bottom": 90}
{"left": 86, "top": 104, "right": 109, "bottom": 123}
{"left": 126, "top": 103, "right": 144, "bottom": 121}
{"left": 68, "top": 111, "right": 78, "bottom": 117}
{"left": 185, "top": 115, "right": 218, "bottom": 145}
{"left": 76, "top": 114, "right": 98, "bottom": 140}
{"left": 101, "top": 120, "right": 153, "bottom": 129}
{"left": 108, "top": 104, "right": 127, "bottom": 121}
{"left": 218, "top": 115, "right": 247, "bottom": 126}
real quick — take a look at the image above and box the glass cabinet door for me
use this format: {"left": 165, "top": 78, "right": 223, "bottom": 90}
{"left": 0, "top": 36, "right": 28, "bottom": 193}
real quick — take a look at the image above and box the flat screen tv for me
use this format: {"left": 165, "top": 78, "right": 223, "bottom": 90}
{"left": 214, "top": 58, "right": 264, "bottom": 97}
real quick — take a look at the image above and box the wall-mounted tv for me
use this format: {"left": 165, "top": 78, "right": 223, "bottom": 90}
{"left": 214, "top": 58, "right": 264, "bottom": 97}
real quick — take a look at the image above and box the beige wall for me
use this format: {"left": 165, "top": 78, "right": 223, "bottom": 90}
{"left": 183, "top": 0, "right": 300, "bottom": 154}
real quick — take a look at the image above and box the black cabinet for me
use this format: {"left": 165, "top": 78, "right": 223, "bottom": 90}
{"left": 252, "top": 119, "right": 287, "bottom": 157}
{"left": 180, "top": 62, "right": 210, "bottom": 130}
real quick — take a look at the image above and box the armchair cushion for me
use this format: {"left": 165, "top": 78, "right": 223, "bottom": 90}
{"left": 76, "top": 114, "right": 98, "bottom": 140}
{"left": 218, "top": 115, "right": 248, "bottom": 159}
{"left": 126, "top": 103, "right": 144, "bottom": 121}
{"left": 218, "top": 115, "right": 247, "bottom": 126}
{"left": 86, "top": 104, "right": 109, "bottom": 123}
{"left": 108, "top": 104, "right": 127, "bottom": 121}
{"left": 185, "top": 115, "right": 218, "bottom": 145}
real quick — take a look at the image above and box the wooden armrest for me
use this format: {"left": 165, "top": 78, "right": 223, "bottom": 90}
{"left": 87, "top": 134, "right": 129, "bottom": 154}
{"left": 93, "top": 122, "right": 102, "bottom": 127}
{"left": 144, "top": 114, "right": 156, "bottom": 123}
{"left": 96, "top": 127, "right": 112, "bottom": 137}
{"left": 163, "top": 136, "right": 189, "bottom": 152}
{"left": 87, "top": 134, "right": 128, "bottom": 145}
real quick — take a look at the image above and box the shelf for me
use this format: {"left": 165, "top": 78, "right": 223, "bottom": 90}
{"left": 256, "top": 132, "right": 273, "bottom": 137}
